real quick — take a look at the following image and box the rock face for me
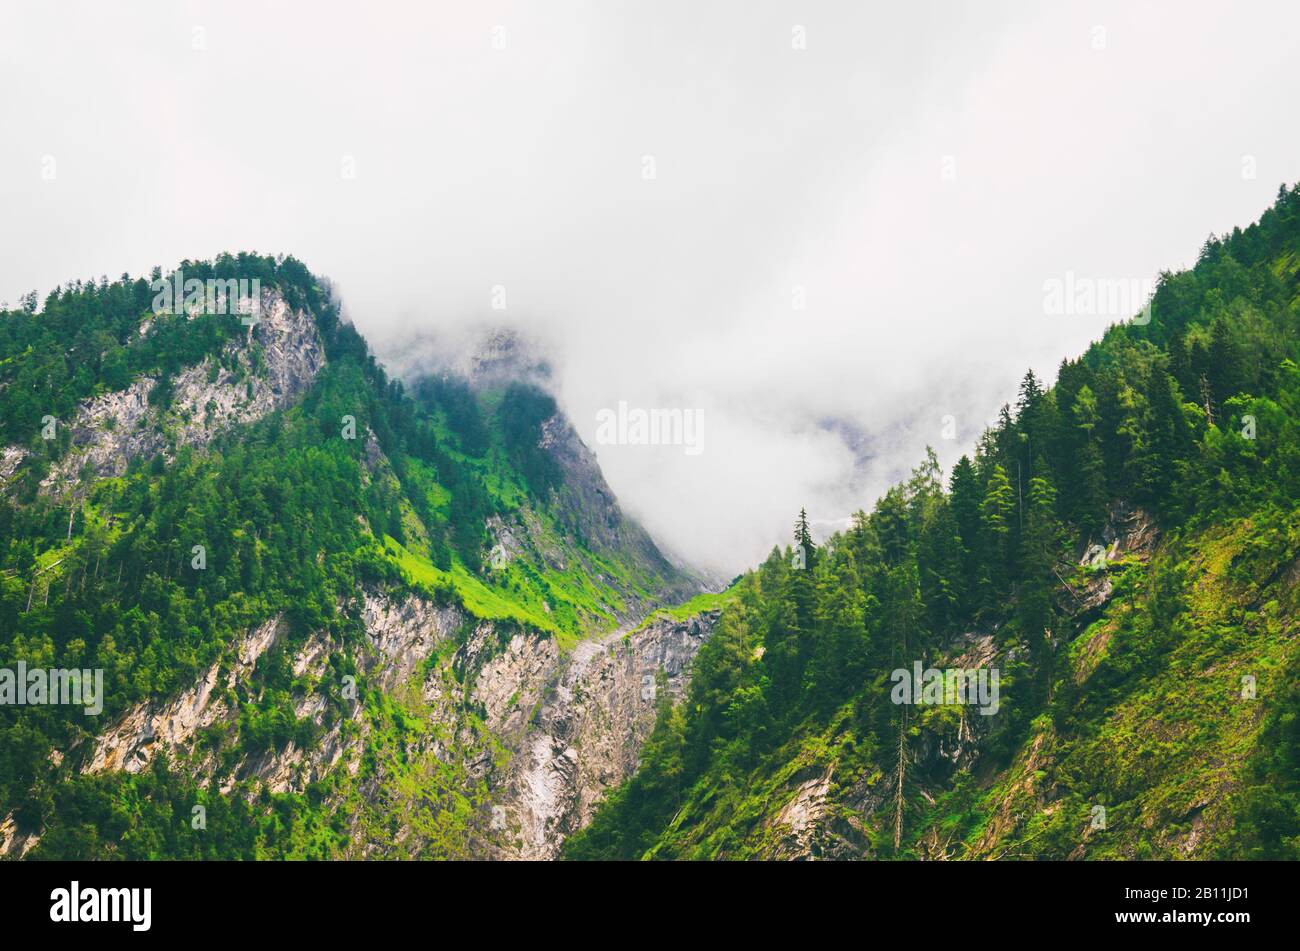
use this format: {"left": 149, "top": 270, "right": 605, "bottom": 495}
{"left": 538, "top": 410, "right": 704, "bottom": 611}
{"left": 456, "top": 327, "right": 552, "bottom": 389}
{"left": 79, "top": 585, "right": 720, "bottom": 859}
{"left": 383, "top": 324, "right": 709, "bottom": 609}
{"left": 29, "top": 288, "right": 324, "bottom": 492}
{"left": 85, "top": 615, "right": 285, "bottom": 776}
{"left": 0, "top": 813, "right": 40, "bottom": 858}
{"left": 82, "top": 592, "right": 455, "bottom": 792}
{"left": 725, "top": 504, "right": 1165, "bottom": 861}
{"left": 383, "top": 326, "right": 554, "bottom": 393}
{"left": 1075, "top": 501, "right": 1160, "bottom": 617}
{"left": 0, "top": 446, "right": 24, "bottom": 483}
{"left": 496, "top": 611, "right": 718, "bottom": 859}
{"left": 771, "top": 771, "right": 835, "bottom": 858}
{"left": 359, "top": 591, "right": 464, "bottom": 692}
{"left": 1078, "top": 501, "right": 1159, "bottom": 568}
{"left": 24, "top": 301, "right": 714, "bottom": 858}
{"left": 43, "top": 378, "right": 158, "bottom": 487}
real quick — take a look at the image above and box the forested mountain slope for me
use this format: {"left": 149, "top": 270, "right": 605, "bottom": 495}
{"left": 566, "top": 184, "right": 1300, "bottom": 860}
{"left": 0, "top": 255, "right": 706, "bottom": 858}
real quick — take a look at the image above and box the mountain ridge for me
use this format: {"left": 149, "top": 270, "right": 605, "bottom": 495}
{"left": 564, "top": 184, "right": 1300, "bottom": 861}
{"left": 0, "top": 257, "right": 713, "bottom": 858}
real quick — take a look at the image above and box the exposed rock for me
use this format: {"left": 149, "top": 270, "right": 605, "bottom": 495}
{"left": 42, "top": 377, "right": 159, "bottom": 489}
{"left": 359, "top": 591, "right": 462, "bottom": 692}
{"left": 82, "top": 591, "right": 455, "bottom": 794}
{"left": 76, "top": 584, "right": 719, "bottom": 859}
{"left": 771, "top": 771, "right": 833, "bottom": 859}
{"left": 472, "top": 631, "right": 558, "bottom": 733}
{"left": 0, "top": 813, "right": 40, "bottom": 859}
{"left": 383, "top": 326, "right": 554, "bottom": 392}
{"left": 1072, "top": 502, "right": 1159, "bottom": 618}
{"left": 540, "top": 410, "right": 705, "bottom": 615}
{"left": 35, "top": 289, "right": 323, "bottom": 492}
{"left": 84, "top": 616, "right": 286, "bottom": 775}
{"left": 1078, "top": 501, "right": 1159, "bottom": 566}
{"left": 458, "top": 328, "right": 552, "bottom": 389}
{"left": 485, "top": 515, "right": 524, "bottom": 570}
{"left": 496, "top": 610, "right": 719, "bottom": 859}
{"left": 0, "top": 445, "right": 26, "bottom": 487}
{"left": 361, "top": 428, "right": 384, "bottom": 477}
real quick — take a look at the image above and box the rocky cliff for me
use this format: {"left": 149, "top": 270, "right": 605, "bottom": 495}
{"left": 644, "top": 502, "right": 1165, "bottom": 861}
{"left": 1, "top": 288, "right": 324, "bottom": 496}
{"left": 74, "top": 588, "right": 718, "bottom": 859}
{"left": 0, "top": 260, "right": 715, "bottom": 861}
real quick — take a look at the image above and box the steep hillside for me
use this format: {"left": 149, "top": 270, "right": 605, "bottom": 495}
{"left": 566, "top": 185, "right": 1300, "bottom": 861}
{"left": 0, "top": 255, "right": 708, "bottom": 858}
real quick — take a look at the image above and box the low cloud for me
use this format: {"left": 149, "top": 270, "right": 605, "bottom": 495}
{"left": 3, "top": 1, "right": 1298, "bottom": 577}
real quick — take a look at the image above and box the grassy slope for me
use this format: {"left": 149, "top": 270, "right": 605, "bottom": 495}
{"left": 633, "top": 585, "right": 741, "bottom": 630}
{"left": 601, "top": 510, "right": 1296, "bottom": 860}
{"left": 398, "top": 388, "right": 685, "bottom": 649}
{"left": 566, "top": 189, "right": 1300, "bottom": 861}
{"left": 917, "top": 510, "right": 1298, "bottom": 860}
{"left": 0, "top": 260, "right": 697, "bottom": 858}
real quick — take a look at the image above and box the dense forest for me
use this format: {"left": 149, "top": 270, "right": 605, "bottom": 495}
{"left": 566, "top": 184, "right": 1300, "bottom": 860}
{"left": 3, "top": 184, "right": 1297, "bottom": 860}
{"left": 0, "top": 254, "right": 688, "bottom": 858}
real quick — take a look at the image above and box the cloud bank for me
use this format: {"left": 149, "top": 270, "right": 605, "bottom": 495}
{"left": 3, "top": 0, "right": 1299, "bottom": 576}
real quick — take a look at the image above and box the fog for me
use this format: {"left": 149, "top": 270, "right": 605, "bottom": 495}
{"left": 3, "top": 1, "right": 1298, "bottom": 577}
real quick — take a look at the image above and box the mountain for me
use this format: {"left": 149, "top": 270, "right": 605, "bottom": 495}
{"left": 5, "top": 184, "right": 1299, "bottom": 864}
{"left": 565, "top": 184, "right": 1300, "bottom": 860}
{"left": 0, "top": 255, "right": 713, "bottom": 858}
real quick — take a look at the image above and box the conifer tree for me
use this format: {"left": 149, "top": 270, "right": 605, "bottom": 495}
{"left": 979, "top": 463, "right": 1015, "bottom": 604}
{"left": 1208, "top": 318, "right": 1244, "bottom": 415}
{"left": 793, "top": 507, "right": 814, "bottom": 567}
{"left": 1017, "top": 473, "right": 1062, "bottom": 704}
{"left": 917, "top": 497, "right": 965, "bottom": 634}
{"left": 1070, "top": 385, "right": 1109, "bottom": 534}
{"left": 948, "top": 455, "right": 983, "bottom": 605}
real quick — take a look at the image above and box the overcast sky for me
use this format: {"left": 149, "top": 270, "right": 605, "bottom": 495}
{"left": 3, "top": 1, "right": 1298, "bottom": 577}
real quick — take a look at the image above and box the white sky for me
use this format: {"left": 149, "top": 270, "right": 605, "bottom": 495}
{"left": 3, "top": 1, "right": 1298, "bottom": 576}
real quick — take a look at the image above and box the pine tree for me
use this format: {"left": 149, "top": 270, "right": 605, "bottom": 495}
{"left": 873, "top": 488, "right": 911, "bottom": 567}
{"left": 879, "top": 560, "right": 924, "bottom": 851}
{"left": 1071, "top": 385, "right": 1109, "bottom": 534}
{"left": 1208, "top": 317, "right": 1244, "bottom": 410}
{"left": 1113, "top": 382, "right": 1149, "bottom": 498}
{"left": 949, "top": 455, "right": 983, "bottom": 613}
{"left": 810, "top": 558, "right": 869, "bottom": 710}
{"left": 918, "top": 496, "right": 965, "bottom": 634}
{"left": 979, "top": 463, "right": 1015, "bottom": 604}
{"left": 1018, "top": 473, "right": 1062, "bottom": 703}
{"left": 1015, "top": 371, "right": 1047, "bottom": 472}
{"left": 1168, "top": 328, "right": 1193, "bottom": 395}
{"left": 1144, "top": 369, "right": 1192, "bottom": 508}
{"left": 793, "top": 507, "right": 814, "bottom": 566}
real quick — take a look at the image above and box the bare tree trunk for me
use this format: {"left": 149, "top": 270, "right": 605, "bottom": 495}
{"left": 894, "top": 704, "right": 907, "bottom": 851}
{"left": 24, "top": 558, "right": 65, "bottom": 612}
